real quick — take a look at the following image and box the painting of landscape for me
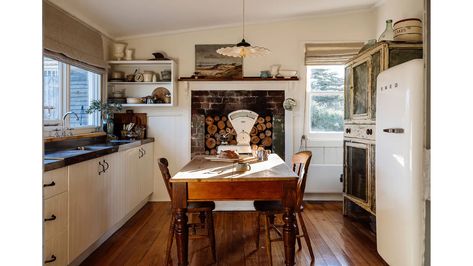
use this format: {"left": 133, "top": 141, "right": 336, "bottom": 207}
{"left": 195, "top": 44, "right": 243, "bottom": 79}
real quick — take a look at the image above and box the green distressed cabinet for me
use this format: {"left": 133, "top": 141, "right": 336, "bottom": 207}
{"left": 343, "top": 41, "right": 423, "bottom": 218}
{"left": 344, "top": 41, "right": 423, "bottom": 123}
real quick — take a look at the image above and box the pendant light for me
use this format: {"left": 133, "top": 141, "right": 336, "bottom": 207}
{"left": 216, "top": 0, "right": 270, "bottom": 58}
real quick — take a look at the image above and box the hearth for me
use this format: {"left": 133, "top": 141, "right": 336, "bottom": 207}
{"left": 191, "top": 90, "right": 285, "bottom": 159}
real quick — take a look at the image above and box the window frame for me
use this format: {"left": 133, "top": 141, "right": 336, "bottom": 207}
{"left": 305, "top": 65, "right": 345, "bottom": 142}
{"left": 43, "top": 56, "right": 102, "bottom": 136}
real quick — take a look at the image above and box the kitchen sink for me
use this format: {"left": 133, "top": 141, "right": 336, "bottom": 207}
{"left": 74, "top": 145, "right": 111, "bottom": 151}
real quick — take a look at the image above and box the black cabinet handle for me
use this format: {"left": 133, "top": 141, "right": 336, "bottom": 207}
{"left": 345, "top": 128, "right": 351, "bottom": 134}
{"left": 103, "top": 160, "right": 110, "bottom": 171}
{"left": 383, "top": 128, "right": 404, "bottom": 134}
{"left": 44, "top": 214, "right": 56, "bottom": 222}
{"left": 43, "top": 181, "right": 56, "bottom": 187}
{"left": 339, "top": 174, "right": 344, "bottom": 183}
{"left": 98, "top": 161, "right": 105, "bottom": 175}
{"left": 45, "top": 255, "right": 57, "bottom": 263}
{"left": 366, "top": 129, "right": 373, "bottom": 135}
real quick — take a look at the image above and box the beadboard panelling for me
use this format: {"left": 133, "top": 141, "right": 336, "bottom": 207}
{"left": 305, "top": 164, "right": 343, "bottom": 194}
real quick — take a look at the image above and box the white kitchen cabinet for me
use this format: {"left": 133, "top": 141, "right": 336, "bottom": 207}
{"left": 43, "top": 167, "right": 67, "bottom": 199}
{"left": 125, "top": 144, "right": 154, "bottom": 214}
{"left": 125, "top": 147, "right": 141, "bottom": 213}
{"left": 68, "top": 158, "right": 107, "bottom": 262}
{"left": 140, "top": 143, "right": 154, "bottom": 198}
{"left": 44, "top": 230, "right": 68, "bottom": 266}
{"left": 102, "top": 152, "right": 126, "bottom": 228}
{"left": 43, "top": 167, "right": 69, "bottom": 266}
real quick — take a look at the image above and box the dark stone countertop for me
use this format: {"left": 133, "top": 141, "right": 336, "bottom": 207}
{"left": 44, "top": 138, "right": 154, "bottom": 172}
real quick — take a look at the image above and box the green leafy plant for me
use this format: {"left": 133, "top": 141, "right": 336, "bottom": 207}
{"left": 85, "top": 100, "right": 122, "bottom": 121}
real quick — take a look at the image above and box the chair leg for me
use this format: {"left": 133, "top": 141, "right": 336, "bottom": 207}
{"left": 295, "top": 219, "right": 302, "bottom": 251}
{"left": 199, "top": 211, "right": 206, "bottom": 229}
{"left": 298, "top": 212, "right": 314, "bottom": 262}
{"left": 255, "top": 212, "right": 261, "bottom": 249}
{"left": 164, "top": 215, "right": 175, "bottom": 266}
{"left": 206, "top": 211, "right": 216, "bottom": 263}
{"left": 264, "top": 214, "right": 273, "bottom": 266}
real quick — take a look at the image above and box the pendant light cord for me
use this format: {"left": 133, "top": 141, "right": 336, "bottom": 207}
{"left": 242, "top": 0, "right": 245, "bottom": 39}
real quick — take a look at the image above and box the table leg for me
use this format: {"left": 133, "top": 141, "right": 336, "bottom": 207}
{"left": 172, "top": 183, "right": 188, "bottom": 266}
{"left": 282, "top": 182, "right": 297, "bottom": 266}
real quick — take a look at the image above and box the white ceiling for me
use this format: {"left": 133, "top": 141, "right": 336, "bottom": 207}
{"left": 49, "top": 0, "right": 380, "bottom": 39}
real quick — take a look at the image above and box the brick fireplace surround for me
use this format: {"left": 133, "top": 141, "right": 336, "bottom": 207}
{"left": 191, "top": 90, "right": 286, "bottom": 159}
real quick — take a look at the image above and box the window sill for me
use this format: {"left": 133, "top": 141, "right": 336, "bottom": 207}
{"left": 43, "top": 131, "right": 106, "bottom": 143}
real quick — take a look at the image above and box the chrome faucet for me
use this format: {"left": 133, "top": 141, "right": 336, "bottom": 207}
{"left": 62, "top": 111, "right": 79, "bottom": 136}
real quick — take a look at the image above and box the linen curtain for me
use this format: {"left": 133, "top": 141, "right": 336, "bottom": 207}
{"left": 43, "top": 0, "right": 106, "bottom": 73}
{"left": 305, "top": 42, "right": 364, "bottom": 65}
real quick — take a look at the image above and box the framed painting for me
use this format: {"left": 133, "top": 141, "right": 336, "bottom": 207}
{"left": 195, "top": 44, "right": 243, "bottom": 79}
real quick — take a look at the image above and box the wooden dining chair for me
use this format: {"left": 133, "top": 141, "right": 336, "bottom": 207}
{"left": 253, "top": 151, "right": 314, "bottom": 265}
{"left": 158, "top": 158, "right": 216, "bottom": 265}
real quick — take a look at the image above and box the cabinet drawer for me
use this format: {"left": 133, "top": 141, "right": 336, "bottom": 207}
{"left": 44, "top": 192, "right": 68, "bottom": 241}
{"left": 43, "top": 167, "right": 67, "bottom": 199}
{"left": 44, "top": 230, "right": 68, "bottom": 266}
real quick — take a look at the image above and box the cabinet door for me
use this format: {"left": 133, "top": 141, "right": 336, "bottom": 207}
{"left": 140, "top": 143, "right": 154, "bottom": 198}
{"left": 125, "top": 147, "right": 141, "bottom": 213}
{"left": 352, "top": 59, "right": 370, "bottom": 118}
{"left": 370, "top": 51, "right": 382, "bottom": 119}
{"left": 344, "top": 66, "right": 352, "bottom": 120}
{"left": 102, "top": 152, "right": 126, "bottom": 228}
{"left": 68, "top": 158, "right": 106, "bottom": 262}
{"left": 388, "top": 48, "right": 423, "bottom": 68}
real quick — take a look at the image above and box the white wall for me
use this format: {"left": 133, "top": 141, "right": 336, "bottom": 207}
{"left": 374, "top": 0, "right": 424, "bottom": 37}
{"left": 117, "top": 10, "right": 376, "bottom": 201}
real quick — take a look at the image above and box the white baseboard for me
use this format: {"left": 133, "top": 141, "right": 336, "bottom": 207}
{"left": 303, "top": 193, "right": 343, "bottom": 201}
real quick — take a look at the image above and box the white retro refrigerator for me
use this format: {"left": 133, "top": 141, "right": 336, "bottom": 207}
{"left": 376, "top": 59, "right": 425, "bottom": 266}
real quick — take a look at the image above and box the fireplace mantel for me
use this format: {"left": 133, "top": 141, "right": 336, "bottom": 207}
{"left": 181, "top": 79, "right": 298, "bottom": 93}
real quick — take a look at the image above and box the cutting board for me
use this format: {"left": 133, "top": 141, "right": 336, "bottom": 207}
{"left": 113, "top": 113, "right": 147, "bottom": 139}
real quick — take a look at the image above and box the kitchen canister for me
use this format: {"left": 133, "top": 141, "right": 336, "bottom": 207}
{"left": 125, "top": 48, "right": 134, "bottom": 60}
{"left": 161, "top": 70, "right": 171, "bottom": 81}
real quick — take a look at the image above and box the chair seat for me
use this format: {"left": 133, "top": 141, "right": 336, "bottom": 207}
{"left": 254, "top": 200, "right": 304, "bottom": 213}
{"left": 254, "top": 200, "right": 284, "bottom": 213}
{"left": 188, "top": 201, "right": 215, "bottom": 211}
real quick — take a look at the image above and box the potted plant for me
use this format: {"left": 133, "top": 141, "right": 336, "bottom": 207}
{"left": 86, "top": 100, "right": 122, "bottom": 136}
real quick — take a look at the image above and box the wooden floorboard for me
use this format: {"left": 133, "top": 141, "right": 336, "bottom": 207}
{"left": 82, "top": 202, "right": 387, "bottom": 266}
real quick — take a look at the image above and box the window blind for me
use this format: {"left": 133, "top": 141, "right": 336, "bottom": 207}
{"left": 43, "top": 0, "right": 106, "bottom": 71}
{"left": 305, "top": 42, "right": 364, "bottom": 65}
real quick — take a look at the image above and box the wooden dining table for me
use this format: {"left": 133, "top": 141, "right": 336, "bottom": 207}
{"left": 170, "top": 154, "right": 299, "bottom": 266}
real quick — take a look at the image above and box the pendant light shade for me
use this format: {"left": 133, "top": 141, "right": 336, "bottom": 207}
{"left": 216, "top": 0, "right": 270, "bottom": 58}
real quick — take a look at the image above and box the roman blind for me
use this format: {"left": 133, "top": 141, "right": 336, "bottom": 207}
{"left": 43, "top": 0, "right": 106, "bottom": 71}
{"left": 305, "top": 42, "right": 364, "bottom": 65}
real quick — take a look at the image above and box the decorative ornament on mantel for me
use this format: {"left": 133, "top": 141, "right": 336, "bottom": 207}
{"left": 216, "top": 0, "right": 270, "bottom": 58}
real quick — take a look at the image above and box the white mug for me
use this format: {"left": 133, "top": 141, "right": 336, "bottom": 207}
{"left": 235, "top": 162, "right": 251, "bottom": 172}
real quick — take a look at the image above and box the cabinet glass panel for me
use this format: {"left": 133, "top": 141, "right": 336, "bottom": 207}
{"left": 352, "top": 62, "right": 369, "bottom": 115}
{"left": 346, "top": 144, "right": 368, "bottom": 202}
{"left": 389, "top": 48, "right": 423, "bottom": 67}
{"left": 344, "top": 66, "right": 352, "bottom": 120}
{"left": 371, "top": 52, "right": 381, "bottom": 119}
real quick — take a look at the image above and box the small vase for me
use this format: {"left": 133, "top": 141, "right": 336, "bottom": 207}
{"left": 106, "top": 118, "right": 114, "bottom": 136}
{"left": 378, "top": 19, "right": 394, "bottom": 41}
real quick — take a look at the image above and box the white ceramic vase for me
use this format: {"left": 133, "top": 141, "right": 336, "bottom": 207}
{"left": 112, "top": 43, "right": 127, "bottom": 60}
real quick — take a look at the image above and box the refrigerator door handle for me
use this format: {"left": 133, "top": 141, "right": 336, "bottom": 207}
{"left": 383, "top": 128, "right": 405, "bottom": 134}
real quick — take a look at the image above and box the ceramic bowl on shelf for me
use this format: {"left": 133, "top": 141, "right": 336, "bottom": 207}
{"left": 126, "top": 97, "right": 143, "bottom": 104}
{"left": 278, "top": 70, "right": 297, "bottom": 78}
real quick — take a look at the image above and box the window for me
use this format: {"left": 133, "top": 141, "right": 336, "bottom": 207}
{"left": 307, "top": 65, "right": 344, "bottom": 138}
{"left": 43, "top": 57, "right": 101, "bottom": 132}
